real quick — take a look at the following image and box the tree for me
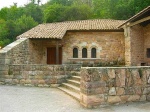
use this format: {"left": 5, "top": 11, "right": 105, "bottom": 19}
{"left": 48, "top": 0, "right": 74, "bottom": 6}
{"left": 25, "top": 3, "right": 43, "bottom": 23}
{"left": 64, "top": 4, "right": 92, "bottom": 21}
{"left": 0, "top": 19, "right": 10, "bottom": 47}
{"left": 44, "top": 4, "right": 66, "bottom": 23}
{"left": 15, "top": 15, "right": 38, "bottom": 35}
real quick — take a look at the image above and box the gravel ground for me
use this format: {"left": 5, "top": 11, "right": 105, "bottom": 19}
{"left": 0, "top": 85, "right": 149, "bottom": 112}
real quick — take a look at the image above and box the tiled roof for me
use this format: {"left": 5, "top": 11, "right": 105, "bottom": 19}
{"left": 17, "top": 19, "right": 125, "bottom": 39}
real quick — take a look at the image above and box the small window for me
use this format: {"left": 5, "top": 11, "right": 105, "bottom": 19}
{"left": 91, "top": 48, "right": 96, "bottom": 58}
{"left": 73, "top": 48, "right": 78, "bottom": 58}
{"left": 147, "top": 48, "right": 150, "bottom": 58}
{"left": 82, "top": 48, "right": 87, "bottom": 58}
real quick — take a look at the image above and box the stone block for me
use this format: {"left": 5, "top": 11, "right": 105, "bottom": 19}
{"left": 86, "top": 94, "right": 105, "bottom": 106}
{"left": 0, "top": 53, "right": 7, "bottom": 58}
{"left": 108, "top": 79, "right": 115, "bottom": 87}
{"left": 116, "top": 69, "right": 126, "bottom": 87}
{"left": 125, "top": 87, "right": 135, "bottom": 95}
{"left": 0, "top": 65, "right": 9, "bottom": 70}
{"left": 108, "top": 96, "right": 121, "bottom": 104}
{"left": 127, "top": 95, "right": 140, "bottom": 102}
{"left": 147, "top": 94, "right": 150, "bottom": 101}
{"left": 50, "top": 78, "right": 57, "bottom": 84}
{"left": 0, "top": 71, "right": 8, "bottom": 75}
{"left": 95, "top": 87, "right": 109, "bottom": 94}
{"left": 20, "top": 79, "right": 26, "bottom": 85}
{"left": 31, "top": 80, "right": 38, "bottom": 86}
{"left": 1, "top": 75, "right": 9, "bottom": 79}
{"left": 38, "top": 84, "right": 44, "bottom": 87}
{"left": 134, "top": 87, "right": 142, "bottom": 95}
{"left": 12, "top": 79, "right": 19, "bottom": 84}
{"left": 148, "top": 76, "right": 150, "bottom": 84}
{"left": 109, "top": 87, "right": 116, "bottom": 95}
{"left": 81, "top": 81, "right": 106, "bottom": 90}
{"left": 51, "top": 84, "right": 60, "bottom": 87}
{"left": 131, "top": 69, "right": 142, "bottom": 86}
{"left": 38, "top": 80, "right": 45, "bottom": 84}
{"left": 13, "top": 75, "right": 23, "bottom": 80}
{"left": 120, "top": 95, "right": 129, "bottom": 102}
{"left": 142, "top": 70, "right": 148, "bottom": 85}
{"left": 25, "top": 79, "right": 31, "bottom": 84}
{"left": 5, "top": 79, "right": 12, "bottom": 84}
{"left": 35, "top": 74, "right": 44, "bottom": 80}
{"left": 143, "top": 87, "right": 150, "bottom": 95}
{"left": 108, "top": 69, "right": 116, "bottom": 78}
{"left": 0, "top": 58, "right": 11, "bottom": 64}
{"left": 140, "top": 95, "right": 146, "bottom": 101}
{"left": 126, "top": 70, "right": 133, "bottom": 87}
{"left": 116, "top": 87, "right": 125, "bottom": 95}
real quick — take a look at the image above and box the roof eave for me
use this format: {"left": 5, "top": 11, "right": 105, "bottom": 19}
{"left": 118, "top": 6, "right": 150, "bottom": 28}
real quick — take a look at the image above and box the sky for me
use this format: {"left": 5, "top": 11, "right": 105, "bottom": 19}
{"left": 0, "top": 0, "right": 48, "bottom": 9}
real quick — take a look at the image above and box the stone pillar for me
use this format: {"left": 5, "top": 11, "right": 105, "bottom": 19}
{"left": 80, "top": 68, "right": 106, "bottom": 108}
{"left": 124, "top": 25, "right": 132, "bottom": 66}
{"left": 56, "top": 40, "right": 59, "bottom": 64}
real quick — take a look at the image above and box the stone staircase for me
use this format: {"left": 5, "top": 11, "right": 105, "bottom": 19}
{"left": 58, "top": 74, "right": 81, "bottom": 101}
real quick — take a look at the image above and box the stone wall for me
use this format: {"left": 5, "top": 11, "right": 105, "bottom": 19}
{"left": 144, "top": 24, "right": 150, "bottom": 64}
{"left": 130, "top": 25, "right": 144, "bottom": 65}
{"left": 0, "top": 38, "right": 31, "bottom": 84}
{"left": 28, "top": 39, "right": 58, "bottom": 64}
{"left": 124, "top": 24, "right": 150, "bottom": 66}
{"left": 28, "top": 31, "right": 125, "bottom": 65}
{"left": 0, "top": 38, "right": 30, "bottom": 65}
{"left": 62, "top": 31, "right": 125, "bottom": 65}
{"left": 0, "top": 64, "right": 81, "bottom": 87}
{"left": 80, "top": 67, "right": 150, "bottom": 108}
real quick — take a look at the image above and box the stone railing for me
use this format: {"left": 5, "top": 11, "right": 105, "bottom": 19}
{"left": 0, "top": 64, "right": 81, "bottom": 87}
{"left": 80, "top": 67, "right": 150, "bottom": 108}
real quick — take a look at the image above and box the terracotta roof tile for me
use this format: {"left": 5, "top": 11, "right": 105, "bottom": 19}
{"left": 17, "top": 19, "right": 125, "bottom": 39}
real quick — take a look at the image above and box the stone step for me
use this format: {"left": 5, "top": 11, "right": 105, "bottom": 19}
{"left": 71, "top": 76, "right": 81, "bottom": 82}
{"left": 67, "top": 79, "right": 80, "bottom": 87}
{"left": 73, "top": 71, "right": 81, "bottom": 76}
{"left": 58, "top": 87, "right": 80, "bottom": 101}
{"left": 61, "top": 83, "right": 80, "bottom": 94}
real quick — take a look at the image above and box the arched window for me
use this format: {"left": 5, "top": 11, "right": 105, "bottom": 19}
{"left": 73, "top": 48, "right": 78, "bottom": 58}
{"left": 91, "top": 48, "right": 96, "bottom": 58}
{"left": 82, "top": 48, "right": 87, "bottom": 58}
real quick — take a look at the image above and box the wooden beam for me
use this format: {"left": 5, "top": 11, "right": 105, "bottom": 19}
{"left": 129, "top": 16, "right": 150, "bottom": 27}
{"left": 56, "top": 40, "right": 59, "bottom": 64}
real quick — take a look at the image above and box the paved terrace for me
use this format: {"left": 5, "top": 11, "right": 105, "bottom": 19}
{"left": 0, "top": 85, "right": 149, "bottom": 112}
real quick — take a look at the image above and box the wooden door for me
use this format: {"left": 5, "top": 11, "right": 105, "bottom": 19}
{"left": 47, "top": 47, "right": 62, "bottom": 64}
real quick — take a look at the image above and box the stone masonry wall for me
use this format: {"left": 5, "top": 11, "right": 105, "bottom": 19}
{"left": 130, "top": 25, "right": 144, "bottom": 66}
{"left": 0, "top": 64, "right": 81, "bottom": 87}
{"left": 0, "top": 38, "right": 31, "bottom": 65}
{"left": 62, "top": 31, "right": 125, "bottom": 65}
{"left": 28, "top": 39, "right": 57, "bottom": 64}
{"left": 144, "top": 24, "right": 150, "bottom": 64}
{"left": 0, "top": 38, "right": 31, "bottom": 84}
{"left": 80, "top": 67, "right": 150, "bottom": 108}
{"left": 28, "top": 31, "right": 125, "bottom": 65}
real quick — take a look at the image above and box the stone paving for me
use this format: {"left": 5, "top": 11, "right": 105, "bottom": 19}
{"left": 0, "top": 85, "right": 149, "bottom": 112}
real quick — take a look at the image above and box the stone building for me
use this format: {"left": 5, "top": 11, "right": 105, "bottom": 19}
{"left": 0, "top": 6, "right": 149, "bottom": 66}
{"left": 16, "top": 19, "right": 125, "bottom": 66}
{"left": 119, "top": 6, "right": 150, "bottom": 66}
{"left": 0, "top": 6, "right": 150, "bottom": 108}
